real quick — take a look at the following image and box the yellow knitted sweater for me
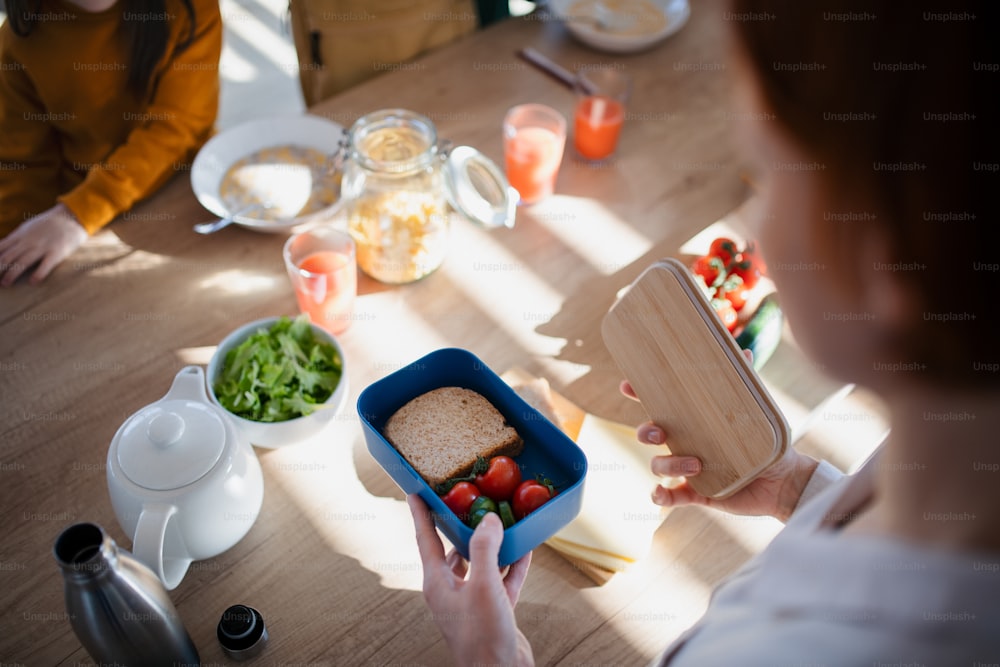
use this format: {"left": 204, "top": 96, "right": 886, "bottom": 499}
{"left": 0, "top": 0, "right": 221, "bottom": 235}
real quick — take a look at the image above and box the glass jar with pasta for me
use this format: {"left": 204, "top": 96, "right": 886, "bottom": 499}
{"left": 340, "top": 109, "right": 517, "bottom": 285}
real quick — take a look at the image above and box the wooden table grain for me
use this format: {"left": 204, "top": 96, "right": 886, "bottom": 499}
{"left": 0, "top": 2, "right": 885, "bottom": 665}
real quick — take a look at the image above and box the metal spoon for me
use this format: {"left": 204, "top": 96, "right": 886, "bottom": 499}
{"left": 193, "top": 203, "right": 268, "bottom": 235}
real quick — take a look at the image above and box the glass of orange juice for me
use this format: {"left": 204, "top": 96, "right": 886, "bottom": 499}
{"left": 282, "top": 226, "right": 357, "bottom": 335}
{"left": 503, "top": 104, "right": 567, "bottom": 205}
{"left": 573, "top": 67, "right": 631, "bottom": 161}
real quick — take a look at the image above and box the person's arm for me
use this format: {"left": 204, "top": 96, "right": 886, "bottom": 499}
{"left": 57, "top": 0, "right": 223, "bottom": 234}
{"left": 0, "top": 30, "right": 87, "bottom": 286}
{"left": 0, "top": 28, "right": 63, "bottom": 235}
{"left": 407, "top": 495, "right": 534, "bottom": 667}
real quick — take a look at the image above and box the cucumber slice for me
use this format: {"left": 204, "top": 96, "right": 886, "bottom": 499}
{"left": 735, "top": 293, "right": 783, "bottom": 370}
{"left": 498, "top": 501, "right": 516, "bottom": 529}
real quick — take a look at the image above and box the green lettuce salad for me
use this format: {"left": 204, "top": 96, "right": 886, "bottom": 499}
{"left": 214, "top": 315, "right": 343, "bottom": 422}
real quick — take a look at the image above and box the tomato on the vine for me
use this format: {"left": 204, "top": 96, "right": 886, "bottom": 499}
{"left": 511, "top": 480, "right": 554, "bottom": 520}
{"left": 691, "top": 255, "right": 725, "bottom": 288}
{"left": 708, "top": 237, "right": 739, "bottom": 266}
{"left": 716, "top": 277, "right": 748, "bottom": 312}
{"left": 474, "top": 455, "right": 522, "bottom": 502}
{"left": 713, "top": 298, "right": 739, "bottom": 332}
{"left": 731, "top": 244, "right": 766, "bottom": 290}
{"left": 439, "top": 481, "right": 480, "bottom": 520}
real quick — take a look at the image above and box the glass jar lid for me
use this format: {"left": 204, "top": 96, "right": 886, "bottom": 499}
{"left": 348, "top": 109, "right": 437, "bottom": 174}
{"left": 345, "top": 108, "right": 516, "bottom": 228}
{"left": 444, "top": 146, "right": 517, "bottom": 229}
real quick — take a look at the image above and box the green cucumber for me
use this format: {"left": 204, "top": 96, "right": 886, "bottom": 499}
{"left": 735, "top": 293, "right": 783, "bottom": 370}
{"left": 498, "top": 501, "right": 516, "bottom": 529}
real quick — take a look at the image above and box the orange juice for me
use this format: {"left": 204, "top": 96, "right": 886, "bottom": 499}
{"left": 504, "top": 126, "right": 565, "bottom": 205}
{"left": 294, "top": 250, "right": 356, "bottom": 335}
{"left": 574, "top": 95, "right": 625, "bottom": 160}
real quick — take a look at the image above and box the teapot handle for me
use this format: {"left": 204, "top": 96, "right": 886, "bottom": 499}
{"left": 164, "top": 366, "right": 209, "bottom": 403}
{"left": 133, "top": 503, "right": 192, "bottom": 591}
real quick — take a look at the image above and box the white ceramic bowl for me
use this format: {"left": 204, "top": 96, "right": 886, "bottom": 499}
{"left": 548, "top": 0, "right": 690, "bottom": 54}
{"left": 190, "top": 114, "right": 345, "bottom": 234}
{"left": 207, "top": 317, "right": 348, "bottom": 447}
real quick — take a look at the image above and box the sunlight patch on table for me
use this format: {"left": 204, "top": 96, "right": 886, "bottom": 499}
{"left": 528, "top": 196, "right": 651, "bottom": 275}
{"left": 262, "top": 417, "right": 425, "bottom": 592}
{"left": 440, "top": 222, "right": 566, "bottom": 357}
{"left": 350, "top": 290, "right": 454, "bottom": 371}
{"left": 697, "top": 508, "right": 784, "bottom": 556}
{"left": 197, "top": 268, "right": 280, "bottom": 295}
{"left": 74, "top": 231, "right": 134, "bottom": 273}
{"left": 174, "top": 345, "right": 217, "bottom": 365}
{"left": 803, "top": 395, "right": 889, "bottom": 474}
{"left": 82, "top": 249, "right": 169, "bottom": 277}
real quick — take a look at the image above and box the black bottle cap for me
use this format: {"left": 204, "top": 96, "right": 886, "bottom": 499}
{"left": 217, "top": 604, "right": 267, "bottom": 660}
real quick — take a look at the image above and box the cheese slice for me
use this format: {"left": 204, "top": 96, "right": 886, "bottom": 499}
{"left": 546, "top": 537, "right": 633, "bottom": 573}
{"left": 547, "top": 413, "right": 671, "bottom": 565}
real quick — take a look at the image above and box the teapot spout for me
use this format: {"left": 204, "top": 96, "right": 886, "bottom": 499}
{"left": 164, "top": 366, "right": 210, "bottom": 403}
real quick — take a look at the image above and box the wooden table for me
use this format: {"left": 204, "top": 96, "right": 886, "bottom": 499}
{"left": 0, "top": 2, "right": 886, "bottom": 664}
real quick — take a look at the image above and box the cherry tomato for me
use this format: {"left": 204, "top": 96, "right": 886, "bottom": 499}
{"left": 716, "top": 277, "right": 748, "bottom": 312}
{"left": 713, "top": 298, "right": 739, "bottom": 332}
{"left": 511, "top": 480, "right": 553, "bottom": 520}
{"left": 708, "top": 237, "right": 739, "bottom": 267}
{"left": 475, "top": 456, "right": 522, "bottom": 502}
{"left": 731, "top": 245, "right": 766, "bottom": 290}
{"left": 439, "top": 481, "right": 480, "bottom": 520}
{"left": 730, "top": 260, "right": 759, "bottom": 290}
{"left": 691, "top": 255, "right": 726, "bottom": 288}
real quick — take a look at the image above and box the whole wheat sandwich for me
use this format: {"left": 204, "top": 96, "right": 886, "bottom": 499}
{"left": 384, "top": 386, "right": 524, "bottom": 488}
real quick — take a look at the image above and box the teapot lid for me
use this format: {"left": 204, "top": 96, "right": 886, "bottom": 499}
{"left": 116, "top": 400, "right": 227, "bottom": 490}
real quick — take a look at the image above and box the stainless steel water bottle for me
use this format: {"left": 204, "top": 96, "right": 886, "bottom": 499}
{"left": 54, "top": 522, "right": 200, "bottom": 667}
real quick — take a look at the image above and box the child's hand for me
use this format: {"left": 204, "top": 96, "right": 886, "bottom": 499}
{"left": 0, "top": 204, "right": 87, "bottom": 287}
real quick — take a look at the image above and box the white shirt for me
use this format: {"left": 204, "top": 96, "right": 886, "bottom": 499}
{"left": 657, "top": 459, "right": 1000, "bottom": 666}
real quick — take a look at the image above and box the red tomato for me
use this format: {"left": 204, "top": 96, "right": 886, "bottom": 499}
{"left": 731, "top": 258, "right": 762, "bottom": 290}
{"left": 439, "top": 482, "right": 480, "bottom": 519}
{"left": 691, "top": 255, "right": 725, "bottom": 288}
{"left": 713, "top": 299, "right": 739, "bottom": 332}
{"left": 731, "top": 244, "right": 766, "bottom": 290}
{"left": 474, "top": 456, "right": 522, "bottom": 502}
{"left": 511, "top": 480, "right": 553, "bottom": 520}
{"left": 708, "top": 237, "right": 739, "bottom": 267}
{"left": 716, "top": 278, "right": 748, "bottom": 312}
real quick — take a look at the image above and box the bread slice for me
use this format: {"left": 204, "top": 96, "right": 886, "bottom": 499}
{"left": 384, "top": 386, "right": 524, "bottom": 488}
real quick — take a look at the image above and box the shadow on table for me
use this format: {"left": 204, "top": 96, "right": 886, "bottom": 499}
{"left": 535, "top": 233, "right": 693, "bottom": 421}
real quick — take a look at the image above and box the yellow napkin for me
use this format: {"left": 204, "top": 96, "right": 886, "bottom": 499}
{"left": 546, "top": 413, "right": 671, "bottom": 571}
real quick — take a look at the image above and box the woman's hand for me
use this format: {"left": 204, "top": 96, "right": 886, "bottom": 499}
{"left": 622, "top": 381, "right": 819, "bottom": 522}
{"left": 0, "top": 204, "right": 87, "bottom": 287}
{"left": 407, "top": 494, "right": 534, "bottom": 667}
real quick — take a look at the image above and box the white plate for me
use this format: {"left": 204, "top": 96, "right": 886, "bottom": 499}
{"left": 548, "top": 0, "right": 690, "bottom": 54}
{"left": 190, "top": 115, "right": 345, "bottom": 234}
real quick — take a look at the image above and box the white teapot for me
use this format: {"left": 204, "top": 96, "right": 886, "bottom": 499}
{"left": 106, "top": 366, "right": 264, "bottom": 590}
